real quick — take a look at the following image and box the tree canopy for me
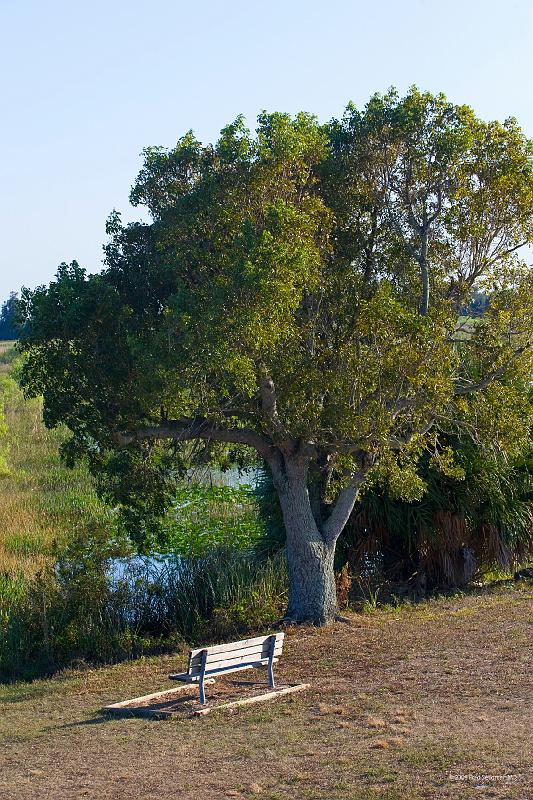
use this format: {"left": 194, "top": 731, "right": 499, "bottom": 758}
{"left": 18, "top": 88, "right": 533, "bottom": 622}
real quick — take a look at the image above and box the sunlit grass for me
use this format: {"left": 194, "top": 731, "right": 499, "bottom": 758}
{"left": 0, "top": 345, "right": 115, "bottom": 579}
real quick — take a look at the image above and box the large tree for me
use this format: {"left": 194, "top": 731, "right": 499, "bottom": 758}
{"left": 19, "top": 89, "right": 532, "bottom": 623}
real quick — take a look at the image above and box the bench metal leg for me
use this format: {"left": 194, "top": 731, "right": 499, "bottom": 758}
{"left": 267, "top": 634, "right": 276, "bottom": 689}
{"left": 199, "top": 649, "right": 208, "bottom": 704}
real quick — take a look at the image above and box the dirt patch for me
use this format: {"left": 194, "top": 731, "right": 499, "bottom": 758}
{"left": 105, "top": 678, "right": 306, "bottom": 717}
{"left": 1, "top": 585, "right": 532, "bottom": 800}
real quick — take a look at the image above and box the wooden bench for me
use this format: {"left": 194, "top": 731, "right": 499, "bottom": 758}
{"left": 103, "top": 631, "right": 309, "bottom": 717}
{"left": 169, "top": 632, "right": 284, "bottom": 704}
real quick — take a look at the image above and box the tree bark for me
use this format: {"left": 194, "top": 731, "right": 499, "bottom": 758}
{"left": 285, "top": 532, "right": 337, "bottom": 624}
{"left": 418, "top": 229, "right": 429, "bottom": 316}
{"left": 272, "top": 458, "right": 338, "bottom": 624}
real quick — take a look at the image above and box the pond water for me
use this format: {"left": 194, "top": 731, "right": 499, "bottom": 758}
{"left": 187, "top": 467, "right": 260, "bottom": 488}
{"left": 108, "top": 553, "right": 179, "bottom": 584}
{"left": 107, "top": 467, "right": 261, "bottom": 584}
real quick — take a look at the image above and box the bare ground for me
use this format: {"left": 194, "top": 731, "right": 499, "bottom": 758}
{"left": 1, "top": 585, "right": 531, "bottom": 800}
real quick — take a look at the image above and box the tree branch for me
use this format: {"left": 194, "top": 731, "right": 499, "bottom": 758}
{"left": 388, "top": 416, "right": 436, "bottom": 449}
{"left": 454, "top": 344, "right": 530, "bottom": 396}
{"left": 114, "top": 417, "right": 276, "bottom": 461}
{"left": 259, "top": 376, "right": 284, "bottom": 435}
{"left": 321, "top": 470, "right": 366, "bottom": 546}
{"left": 418, "top": 228, "right": 430, "bottom": 316}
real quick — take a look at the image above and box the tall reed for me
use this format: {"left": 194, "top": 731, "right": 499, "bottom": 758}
{"left": 0, "top": 543, "right": 286, "bottom": 680}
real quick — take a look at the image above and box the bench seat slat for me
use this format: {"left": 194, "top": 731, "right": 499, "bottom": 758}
{"left": 206, "top": 642, "right": 283, "bottom": 666}
{"left": 169, "top": 658, "right": 279, "bottom": 682}
{"left": 188, "top": 633, "right": 284, "bottom": 661}
{"left": 193, "top": 652, "right": 280, "bottom": 674}
{"left": 190, "top": 642, "right": 283, "bottom": 670}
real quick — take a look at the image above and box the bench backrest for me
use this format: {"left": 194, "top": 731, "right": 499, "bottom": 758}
{"left": 187, "top": 633, "right": 284, "bottom": 677}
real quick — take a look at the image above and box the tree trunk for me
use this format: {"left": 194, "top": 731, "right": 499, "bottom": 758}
{"left": 274, "top": 463, "right": 338, "bottom": 624}
{"left": 419, "top": 229, "right": 430, "bottom": 315}
{"left": 285, "top": 531, "right": 337, "bottom": 624}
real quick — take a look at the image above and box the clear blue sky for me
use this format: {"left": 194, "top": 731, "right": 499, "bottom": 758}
{"left": 1, "top": 0, "right": 532, "bottom": 301}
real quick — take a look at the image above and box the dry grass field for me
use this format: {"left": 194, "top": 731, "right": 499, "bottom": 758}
{"left": 1, "top": 585, "right": 531, "bottom": 800}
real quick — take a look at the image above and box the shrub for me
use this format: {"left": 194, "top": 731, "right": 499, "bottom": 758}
{"left": 161, "top": 483, "right": 263, "bottom": 555}
{"left": 0, "top": 531, "right": 287, "bottom": 681}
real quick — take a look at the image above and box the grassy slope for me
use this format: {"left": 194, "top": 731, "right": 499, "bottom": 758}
{"left": 0, "top": 341, "right": 116, "bottom": 579}
{"left": 1, "top": 585, "right": 531, "bottom": 800}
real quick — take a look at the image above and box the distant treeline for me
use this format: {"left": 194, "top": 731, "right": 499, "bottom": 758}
{"left": 0, "top": 293, "right": 19, "bottom": 340}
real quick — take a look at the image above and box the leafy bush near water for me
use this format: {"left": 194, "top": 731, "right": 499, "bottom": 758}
{"left": 0, "top": 534, "right": 286, "bottom": 680}
{"left": 0, "top": 475, "right": 283, "bottom": 681}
